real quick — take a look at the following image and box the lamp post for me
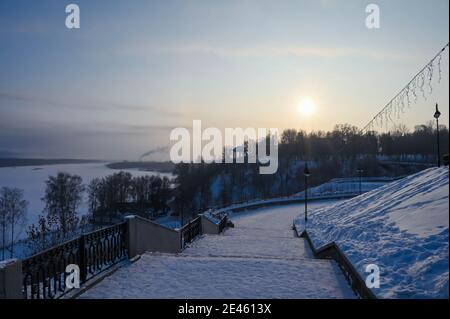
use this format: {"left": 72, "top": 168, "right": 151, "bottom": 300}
{"left": 357, "top": 168, "right": 364, "bottom": 195}
{"left": 303, "top": 163, "right": 311, "bottom": 222}
{"left": 434, "top": 103, "right": 441, "bottom": 168}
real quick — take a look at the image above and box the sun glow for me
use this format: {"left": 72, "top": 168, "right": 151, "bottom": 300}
{"left": 298, "top": 99, "right": 316, "bottom": 117}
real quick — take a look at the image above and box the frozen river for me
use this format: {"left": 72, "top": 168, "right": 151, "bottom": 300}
{"left": 0, "top": 163, "right": 173, "bottom": 238}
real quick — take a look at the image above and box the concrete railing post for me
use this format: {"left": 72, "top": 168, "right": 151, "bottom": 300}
{"left": 125, "top": 215, "right": 138, "bottom": 259}
{"left": 0, "top": 259, "right": 23, "bottom": 299}
{"left": 125, "top": 215, "right": 189, "bottom": 255}
{"left": 200, "top": 215, "right": 220, "bottom": 234}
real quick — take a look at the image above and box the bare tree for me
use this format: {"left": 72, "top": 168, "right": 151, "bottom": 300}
{"left": 26, "top": 173, "right": 85, "bottom": 254}
{"left": 27, "top": 215, "right": 51, "bottom": 255}
{"left": 0, "top": 191, "right": 9, "bottom": 260}
{"left": 42, "top": 172, "right": 84, "bottom": 239}
{"left": 0, "top": 187, "right": 28, "bottom": 259}
{"left": 392, "top": 123, "right": 410, "bottom": 137}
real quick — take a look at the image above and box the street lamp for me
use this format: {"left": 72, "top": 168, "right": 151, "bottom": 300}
{"left": 434, "top": 103, "right": 441, "bottom": 168}
{"left": 303, "top": 163, "right": 311, "bottom": 222}
{"left": 357, "top": 168, "right": 364, "bottom": 195}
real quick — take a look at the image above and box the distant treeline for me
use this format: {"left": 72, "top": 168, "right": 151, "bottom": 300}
{"left": 276, "top": 122, "right": 449, "bottom": 161}
{"left": 0, "top": 158, "right": 102, "bottom": 168}
{"left": 88, "top": 172, "right": 172, "bottom": 223}
{"left": 172, "top": 122, "right": 449, "bottom": 221}
{"left": 106, "top": 161, "right": 175, "bottom": 173}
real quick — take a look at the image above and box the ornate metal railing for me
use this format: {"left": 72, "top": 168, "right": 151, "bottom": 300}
{"left": 180, "top": 216, "right": 201, "bottom": 248}
{"left": 22, "top": 222, "right": 127, "bottom": 299}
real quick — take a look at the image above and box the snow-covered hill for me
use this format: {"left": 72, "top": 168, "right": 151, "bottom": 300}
{"left": 294, "top": 167, "right": 449, "bottom": 299}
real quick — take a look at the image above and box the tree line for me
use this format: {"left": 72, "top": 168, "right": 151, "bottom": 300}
{"left": 278, "top": 122, "right": 448, "bottom": 161}
{"left": 88, "top": 172, "right": 171, "bottom": 223}
{"left": 1, "top": 171, "right": 171, "bottom": 258}
{"left": 27, "top": 171, "right": 171, "bottom": 254}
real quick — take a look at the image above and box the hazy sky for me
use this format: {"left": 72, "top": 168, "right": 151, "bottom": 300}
{"left": 0, "top": 0, "right": 448, "bottom": 160}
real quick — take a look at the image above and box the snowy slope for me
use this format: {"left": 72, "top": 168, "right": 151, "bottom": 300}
{"left": 294, "top": 167, "right": 449, "bottom": 299}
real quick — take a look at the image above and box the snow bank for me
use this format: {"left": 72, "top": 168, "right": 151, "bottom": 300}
{"left": 294, "top": 167, "right": 449, "bottom": 299}
{"left": 201, "top": 209, "right": 227, "bottom": 225}
{"left": 154, "top": 215, "right": 182, "bottom": 229}
{"left": 0, "top": 259, "right": 17, "bottom": 269}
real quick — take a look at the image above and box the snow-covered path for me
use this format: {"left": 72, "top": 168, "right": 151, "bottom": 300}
{"left": 80, "top": 201, "right": 355, "bottom": 299}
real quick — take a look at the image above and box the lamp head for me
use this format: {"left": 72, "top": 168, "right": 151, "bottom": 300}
{"left": 434, "top": 103, "right": 441, "bottom": 119}
{"left": 303, "top": 163, "right": 311, "bottom": 177}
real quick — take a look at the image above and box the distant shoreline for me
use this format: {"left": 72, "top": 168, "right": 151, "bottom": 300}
{"left": 0, "top": 158, "right": 104, "bottom": 168}
{"left": 106, "top": 161, "right": 175, "bottom": 173}
{"left": 0, "top": 158, "right": 176, "bottom": 174}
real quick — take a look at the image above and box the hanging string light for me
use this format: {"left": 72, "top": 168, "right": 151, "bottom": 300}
{"left": 361, "top": 42, "right": 449, "bottom": 134}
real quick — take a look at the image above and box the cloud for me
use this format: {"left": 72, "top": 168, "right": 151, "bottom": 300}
{"left": 115, "top": 43, "right": 416, "bottom": 62}
{"left": 0, "top": 114, "right": 180, "bottom": 160}
{"left": 0, "top": 149, "right": 21, "bottom": 158}
{"left": 0, "top": 92, "right": 185, "bottom": 117}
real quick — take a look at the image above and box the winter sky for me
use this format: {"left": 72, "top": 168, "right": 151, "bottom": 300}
{"left": 0, "top": 0, "right": 449, "bottom": 160}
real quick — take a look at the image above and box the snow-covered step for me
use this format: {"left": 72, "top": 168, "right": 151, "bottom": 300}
{"left": 183, "top": 230, "right": 312, "bottom": 260}
{"left": 80, "top": 253, "right": 354, "bottom": 299}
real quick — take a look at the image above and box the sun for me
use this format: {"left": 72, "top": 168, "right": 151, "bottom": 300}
{"left": 298, "top": 99, "right": 316, "bottom": 116}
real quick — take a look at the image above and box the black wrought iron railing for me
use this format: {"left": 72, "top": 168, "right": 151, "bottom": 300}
{"left": 22, "top": 222, "right": 127, "bottom": 299}
{"left": 180, "top": 216, "right": 201, "bottom": 247}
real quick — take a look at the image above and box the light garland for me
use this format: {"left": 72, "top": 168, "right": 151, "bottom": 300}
{"left": 362, "top": 43, "right": 449, "bottom": 133}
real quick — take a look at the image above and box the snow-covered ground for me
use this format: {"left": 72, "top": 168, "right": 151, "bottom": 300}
{"left": 294, "top": 177, "right": 398, "bottom": 198}
{"left": 0, "top": 163, "right": 172, "bottom": 238}
{"left": 80, "top": 201, "right": 355, "bottom": 299}
{"left": 294, "top": 167, "right": 449, "bottom": 299}
{"left": 154, "top": 214, "right": 182, "bottom": 229}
